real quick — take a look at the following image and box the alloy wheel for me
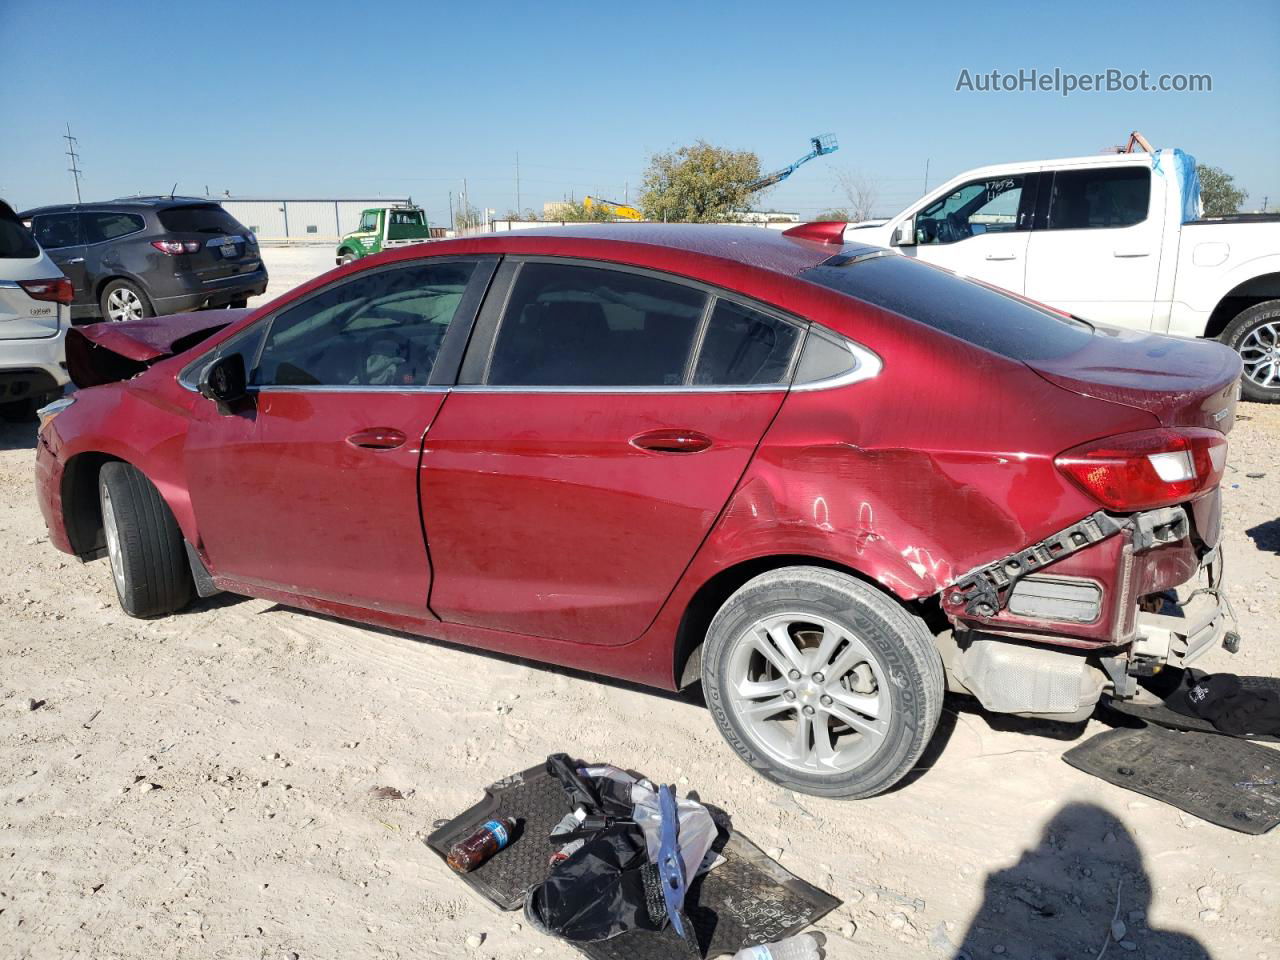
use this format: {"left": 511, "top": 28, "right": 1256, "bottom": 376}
{"left": 1239, "top": 320, "right": 1280, "bottom": 390}
{"left": 725, "top": 612, "right": 891, "bottom": 774}
{"left": 101, "top": 485, "right": 127, "bottom": 596}
{"left": 106, "top": 287, "right": 144, "bottom": 322}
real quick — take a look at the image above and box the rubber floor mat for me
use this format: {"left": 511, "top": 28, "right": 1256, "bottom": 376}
{"left": 1103, "top": 669, "right": 1280, "bottom": 743}
{"left": 427, "top": 765, "right": 841, "bottom": 958}
{"left": 1063, "top": 724, "right": 1280, "bottom": 834}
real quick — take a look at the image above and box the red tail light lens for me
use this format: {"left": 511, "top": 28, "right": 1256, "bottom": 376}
{"left": 1055, "top": 428, "right": 1228, "bottom": 510}
{"left": 18, "top": 277, "right": 74, "bottom": 305}
{"left": 151, "top": 240, "right": 201, "bottom": 255}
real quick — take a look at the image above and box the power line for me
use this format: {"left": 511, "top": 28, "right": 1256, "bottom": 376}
{"left": 64, "top": 122, "right": 83, "bottom": 203}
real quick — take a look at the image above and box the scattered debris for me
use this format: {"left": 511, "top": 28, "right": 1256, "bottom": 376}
{"left": 82, "top": 709, "right": 101, "bottom": 728}
{"left": 464, "top": 932, "right": 485, "bottom": 949}
{"left": 1197, "top": 885, "right": 1223, "bottom": 911}
{"left": 26, "top": 698, "right": 45, "bottom": 712}
{"left": 368, "top": 786, "right": 405, "bottom": 801}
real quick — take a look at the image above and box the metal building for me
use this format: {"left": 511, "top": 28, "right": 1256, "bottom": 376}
{"left": 220, "top": 197, "right": 411, "bottom": 244}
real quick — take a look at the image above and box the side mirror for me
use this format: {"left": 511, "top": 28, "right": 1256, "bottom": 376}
{"left": 891, "top": 219, "right": 916, "bottom": 247}
{"left": 198, "top": 353, "right": 248, "bottom": 413}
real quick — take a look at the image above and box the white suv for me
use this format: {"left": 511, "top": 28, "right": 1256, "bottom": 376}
{"left": 0, "top": 200, "right": 70, "bottom": 419}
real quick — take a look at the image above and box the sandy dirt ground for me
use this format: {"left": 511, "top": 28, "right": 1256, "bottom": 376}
{"left": 2, "top": 249, "right": 1278, "bottom": 959}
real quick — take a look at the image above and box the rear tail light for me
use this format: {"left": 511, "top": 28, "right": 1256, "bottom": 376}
{"left": 1055, "top": 428, "right": 1227, "bottom": 511}
{"left": 18, "top": 277, "right": 74, "bottom": 305}
{"left": 152, "top": 240, "right": 201, "bottom": 255}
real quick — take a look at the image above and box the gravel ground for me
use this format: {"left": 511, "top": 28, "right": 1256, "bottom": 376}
{"left": 1, "top": 257, "right": 1277, "bottom": 959}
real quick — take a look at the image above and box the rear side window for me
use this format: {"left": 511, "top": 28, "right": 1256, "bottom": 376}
{"left": 156, "top": 204, "right": 246, "bottom": 235}
{"left": 802, "top": 255, "right": 1095, "bottom": 363}
{"left": 1045, "top": 167, "right": 1150, "bottom": 230}
{"left": 693, "top": 300, "right": 801, "bottom": 385}
{"left": 31, "top": 213, "right": 82, "bottom": 250}
{"left": 0, "top": 204, "right": 39, "bottom": 258}
{"left": 83, "top": 212, "right": 145, "bottom": 244}
{"left": 487, "top": 262, "right": 707, "bottom": 387}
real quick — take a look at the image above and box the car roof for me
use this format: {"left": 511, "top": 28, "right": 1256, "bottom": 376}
{"left": 20, "top": 197, "right": 217, "bottom": 217}
{"left": 445, "top": 223, "right": 879, "bottom": 279}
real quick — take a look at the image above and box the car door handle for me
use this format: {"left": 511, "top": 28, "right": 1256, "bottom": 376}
{"left": 630, "top": 429, "right": 713, "bottom": 454}
{"left": 65, "top": 257, "right": 85, "bottom": 264}
{"left": 1113, "top": 250, "right": 1150, "bottom": 258}
{"left": 984, "top": 252, "right": 1017, "bottom": 261}
{"left": 346, "top": 427, "right": 406, "bottom": 449}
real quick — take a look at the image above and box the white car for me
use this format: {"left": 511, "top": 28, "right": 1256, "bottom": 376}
{"left": 0, "top": 199, "right": 70, "bottom": 419}
{"left": 845, "top": 150, "right": 1280, "bottom": 401}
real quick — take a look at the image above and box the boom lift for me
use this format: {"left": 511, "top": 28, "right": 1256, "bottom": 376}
{"left": 746, "top": 133, "right": 839, "bottom": 194}
{"left": 582, "top": 196, "right": 644, "bottom": 221}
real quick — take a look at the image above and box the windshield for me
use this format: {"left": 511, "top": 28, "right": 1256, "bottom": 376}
{"left": 802, "top": 253, "right": 1095, "bottom": 363}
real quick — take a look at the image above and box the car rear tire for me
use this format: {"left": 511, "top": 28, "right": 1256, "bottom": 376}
{"left": 98, "top": 462, "right": 193, "bottom": 618}
{"left": 1222, "top": 299, "right": 1280, "bottom": 403}
{"left": 701, "top": 566, "right": 944, "bottom": 799}
{"left": 100, "top": 279, "right": 154, "bottom": 323}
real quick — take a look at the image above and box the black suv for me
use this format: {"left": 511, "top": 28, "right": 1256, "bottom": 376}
{"left": 20, "top": 197, "right": 268, "bottom": 323}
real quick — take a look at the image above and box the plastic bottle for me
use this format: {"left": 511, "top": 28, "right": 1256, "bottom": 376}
{"left": 730, "top": 932, "right": 825, "bottom": 960}
{"left": 446, "top": 817, "right": 518, "bottom": 873}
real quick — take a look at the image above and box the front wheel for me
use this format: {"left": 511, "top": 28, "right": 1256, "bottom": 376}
{"left": 701, "top": 566, "right": 944, "bottom": 799}
{"left": 99, "top": 462, "right": 193, "bottom": 618}
{"left": 338, "top": 250, "right": 357, "bottom": 265}
{"left": 1222, "top": 299, "right": 1280, "bottom": 403}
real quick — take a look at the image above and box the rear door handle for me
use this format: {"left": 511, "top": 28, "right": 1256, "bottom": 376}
{"left": 1113, "top": 250, "right": 1150, "bottom": 258}
{"left": 984, "top": 252, "right": 1017, "bottom": 261}
{"left": 65, "top": 257, "right": 85, "bottom": 264}
{"left": 630, "top": 428, "right": 713, "bottom": 454}
{"left": 346, "top": 427, "right": 406, "bottom": 449}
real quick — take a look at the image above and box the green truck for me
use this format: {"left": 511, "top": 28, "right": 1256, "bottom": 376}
{"left": 335, "top": 205, "right": 433, "bottom": 265}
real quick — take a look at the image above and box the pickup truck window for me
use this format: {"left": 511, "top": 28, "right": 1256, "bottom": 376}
{"left": 389, "top": 210, "right": 424, "bottom": 225}
{"left": 914, "top": 175, "right": 1029, "bottom": 245}
{"left": 1044, "top": 167, "right": 1150, "bottom": 230}
{"left": 802, "top": 254, "right": 1094, "bottom": 363}
{"left": 358, "top": 211, "right": 379, "bottom": 232}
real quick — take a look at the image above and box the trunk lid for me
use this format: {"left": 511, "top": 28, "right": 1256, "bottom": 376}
{"left": 66, "top": 310, "right": 245, "bottom": 388}
{"left": 1026, "top": 324, "right": 1242, "bottom": 432}
{"left": 156, "top": 204, "right": 261, "bottom": 283}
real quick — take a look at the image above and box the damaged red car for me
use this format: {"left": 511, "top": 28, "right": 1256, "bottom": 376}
{"left": 35, "top": 223, "right": 1243, "bottom": 798}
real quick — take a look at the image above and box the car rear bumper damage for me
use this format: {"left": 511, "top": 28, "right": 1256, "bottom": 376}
{"left": 937, "top": 503, "right": 1240, "bottom": 721}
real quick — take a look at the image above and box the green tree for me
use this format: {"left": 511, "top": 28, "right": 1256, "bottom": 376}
{"left": 1197, "top": 164, "right": 1247, "bottom": 217}
{"left": 815, "top": 208, "right": 852, "bottom": 222}
{"left": 640, "top": 141, "right": 763, "bottom": 222}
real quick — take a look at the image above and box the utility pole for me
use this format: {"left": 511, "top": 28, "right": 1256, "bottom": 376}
{"left": 922, "top": 158, "right": 930, "bottom": 195}
{"left": 64, "top": 123, "right": 83, "bottom": 203}
{"left": 515, "top": 153, "right": 521, "bottom": 216}
{"left": 448, "top": 191, "right": 454, "bottom": 231}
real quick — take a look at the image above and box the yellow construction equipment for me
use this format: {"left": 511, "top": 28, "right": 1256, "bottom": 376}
{"left": 583, "top": 196, "right": 644, "bottom": 221}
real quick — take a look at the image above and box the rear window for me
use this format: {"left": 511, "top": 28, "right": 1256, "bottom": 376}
{"left": 801, "top": 254, "right": 1095, "bottom": 363}
{"left": 0, "top": 204, "right": 40, "bottom": 258}
{"left": 156, "top": 204, "right": 246, "bottom": 235}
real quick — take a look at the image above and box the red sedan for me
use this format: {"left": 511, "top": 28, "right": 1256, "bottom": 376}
{"left": 35, "top": 223, "right": 1243, "bottom": 798}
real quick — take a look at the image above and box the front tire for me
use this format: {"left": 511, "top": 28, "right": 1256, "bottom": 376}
{"left": 1222, "top": 299, "right": 1280, "bottom": 403}
{"left": 338, "top": 250, "right": 357, "bottom": 265}
{"left": 99, "top": 462, "right": 193, "bottom": 618}
{"left": 100, "top": 279, "right": 154, "bottom": 323}
{"left": 701, "top": 566, "right": 944, "bottom": 799}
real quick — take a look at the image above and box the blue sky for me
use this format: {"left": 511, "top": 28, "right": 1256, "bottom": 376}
{"left": 3, "top": 0, "right": 1278, "bottom": 226}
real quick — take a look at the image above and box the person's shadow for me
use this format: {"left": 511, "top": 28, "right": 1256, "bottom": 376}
{"left": 953, "top": 803, "right": 1210, "bottom": 959}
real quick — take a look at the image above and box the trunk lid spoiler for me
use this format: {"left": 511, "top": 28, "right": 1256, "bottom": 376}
{"left": 66, "top": 310, "right": 248, "bottom": 388}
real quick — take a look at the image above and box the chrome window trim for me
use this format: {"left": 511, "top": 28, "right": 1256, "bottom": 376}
{"left": 451, "top": 383, "right": 788, "bottom": 396}
{"left": 790, "top": 334, "right": 883, "bottom": 392}
{"left": 252, "top": 384, "right": 452, "bottom": 395}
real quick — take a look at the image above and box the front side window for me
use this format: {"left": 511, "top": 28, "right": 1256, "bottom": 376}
{"left": 253, "top": 261, "right": 476, "bottom": 387}
{"left": 915, "top": 175, "right": 1027, "bottom": 244}
{"left": 486, "top": 262, "right": 707, "bottom": 387}
{"left": 693, "top": 300, "right": 801, "bottom": 385}
{"left": 358, "top": 211, "right": 379, "bottom": 232}
{"left": 31, "top": 213, "right": 82, "bottom": 250}
{"left": 83, "top": 212, "right": 145, "bottom": 244}
{"left": 1045, "top": 167, "right": 1150, "bottom": 230}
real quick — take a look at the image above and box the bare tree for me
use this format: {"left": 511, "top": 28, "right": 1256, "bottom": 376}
{"left": 834, "top": 169, "right": 879, "bottom": 222}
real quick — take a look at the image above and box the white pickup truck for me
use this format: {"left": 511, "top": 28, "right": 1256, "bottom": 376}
{"left": 844, "top": 150, "right": 1280, "bottom": 401}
